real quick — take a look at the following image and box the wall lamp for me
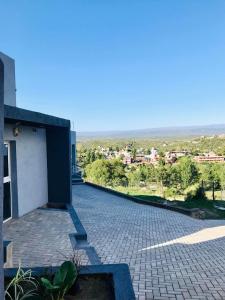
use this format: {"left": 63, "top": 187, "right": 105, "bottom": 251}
{"left": 13, "top": 122, "right": 22, "bottom": 137}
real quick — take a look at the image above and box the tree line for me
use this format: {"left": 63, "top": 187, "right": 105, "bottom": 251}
{"left": 83, "top": 154, "right": 225, "bottom": 200}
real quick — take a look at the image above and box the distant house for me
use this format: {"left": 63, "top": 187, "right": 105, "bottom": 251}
{"left": 134, "top": 154, "right": 145, "bottom": 163}
{"left": 144, "top": 148, "right": 159, "bottom": 165}
{"left": 166, "top": 150, "right": 189, "bottom": 158}
{"left": 165, "top": 150, "right": 189, "bottom": 163}
{"left": 194, "top": 155, "right": 225, "bottom": 163}
{"left": 1, "top": 52, "right": 73, "bottom": 222}
{"left": 123, "top": 155, "right": 133, "bottom": 165}
{"left": 149, "top": 147, "right": 158, "bottom": 162}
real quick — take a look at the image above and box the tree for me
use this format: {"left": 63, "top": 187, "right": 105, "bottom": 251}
{"left": 199, "top": 163, "right": 221, "bottom": 193}
{"left": 178, "top": 157, "right": 199, "bottom": 189}
{"left": 143, "top": 164, "right": 157, "bottom": 184}
{"left": 110, "top": 159, "right": 128, "bottom": 187}
{"left": 185, "top": 185, "right": 207, "bottom": 201}
{"left": 80, "top": 149, "right": 105, "bottom": 169}
{"left": 85, "top": 159, "right": 111, "bottom": 186}
{"left": 127, "top": 164, "right": 156, "bottom": 187}
{"left": 218, "top": 165, "right": 225, "bottom": 200}
{"left": 85, "top": 159, "right": 127, "bottom": 187}
{"left": 200, "top": 164, "right": 214, "bottom": 185}
{"left": 158, "top": 150, "right": 165, "bottom": 158}
{"left": 166, "top": 164, "right": 182, "bottom": 195}
{"left": 127, "top": 171, "right": 141, "bottom": 187}
{"left": 155, "top": 159, "right": 168, "bottom": 197}
{"left": 131, "top": 148, "right": 137, "bottom": 160}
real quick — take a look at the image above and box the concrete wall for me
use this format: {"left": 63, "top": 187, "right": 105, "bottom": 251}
{"left": 4, "top": 124, "right": 48, "bottom": 216}
{"left": 0, "top": 52, "right": 16, "bottom": 107}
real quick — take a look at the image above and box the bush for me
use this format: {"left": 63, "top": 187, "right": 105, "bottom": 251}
{"left": 185, "top": 185, "right": 207, "bottom": 201}
{"left": 85, "top": 159, "right": 127, "bottom": 187}
{"left": 164, "top": 187, "right": 177, "bottom": 200}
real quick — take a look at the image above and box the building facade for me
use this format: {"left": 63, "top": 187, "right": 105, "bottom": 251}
{"left": 1, "top": 52, "right": 73, "bottom": 222}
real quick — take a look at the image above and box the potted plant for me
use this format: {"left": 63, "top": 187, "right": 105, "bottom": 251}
{"left": 5, "top": 261, "right": 135, "bottom": 300}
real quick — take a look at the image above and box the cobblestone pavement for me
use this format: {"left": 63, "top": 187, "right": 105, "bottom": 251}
{"left": 3, "top": 209, "right": 76, "bottom": 267}
{"left": 72, "top": 184, "right": 225, "bottom": 300}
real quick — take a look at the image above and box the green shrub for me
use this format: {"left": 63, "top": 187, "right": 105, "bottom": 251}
{"left": 185, "top": 185, "right": 207, "bottom": 201}
{"left": 41, "top": 261, "right": 77, "bottom": 300}
{"left": 164, "top": 187, "right": 177, "bottom": 200}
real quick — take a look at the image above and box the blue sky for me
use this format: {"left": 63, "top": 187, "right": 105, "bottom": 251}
{"left": 1, "top": 1, "right": 225, "bottom": 132}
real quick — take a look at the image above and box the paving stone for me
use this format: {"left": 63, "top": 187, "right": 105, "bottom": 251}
{"left": 72, "top": 184, "right": 225, "bottom": 300}
{"left": 3, "top": 209, "right": 88, "bottom": 267}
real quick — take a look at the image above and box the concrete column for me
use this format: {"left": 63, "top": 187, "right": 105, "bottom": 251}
{"left": 71, "top": 131, "right": 76, "bottom": 175}
{"left": 0, "top": 58, "right": 4, "bottom": 299}
{"left": 46, "top": 126, "right": 72, "bottom": 205}
{"left": 0, "top": 52, "right": 16, "bottom": 107}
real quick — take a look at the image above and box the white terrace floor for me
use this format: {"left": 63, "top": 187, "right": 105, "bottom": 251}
{"left": 72, "top": 184, "right": 225, "bottom": 300}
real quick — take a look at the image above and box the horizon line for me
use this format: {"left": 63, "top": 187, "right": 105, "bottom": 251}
{"left": 77, "top": 123, "right": 225, "bottom": 134}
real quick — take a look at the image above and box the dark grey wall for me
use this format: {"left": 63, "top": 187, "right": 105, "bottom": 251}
{"left": 5, "top": 104, "right": 70, "bottom": 128}
{"left": 0, "top": 58, "right": 4, "bottom": 298}
{"left": 10, "top": 141, "right": 18, "bottom": 218}
{"left": 46, "top": 126, "right": 71, "bottom": 205}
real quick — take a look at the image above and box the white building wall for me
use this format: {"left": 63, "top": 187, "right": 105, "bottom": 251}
{"left": 0, "top": 52, "right": 16, "bottom": 107}
{"left": 4, "top": 124, "right": 48, "bottom": 216}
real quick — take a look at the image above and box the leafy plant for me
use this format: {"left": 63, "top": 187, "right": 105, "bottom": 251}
{"left": 5, "top": 266, "right": 39, "bottom": 300}
{"left": 41, "top": 261, "right": 77, "bottom": 300}
{"left": 185, "top": 185, "right": 207, "bottom": 201}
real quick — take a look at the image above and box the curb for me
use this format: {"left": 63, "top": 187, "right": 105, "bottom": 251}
{"left": 85, "top": 182, "right": 202, "bottom": 218}
{"left": 67, "top": 204, "right": 102, "bottom": 265}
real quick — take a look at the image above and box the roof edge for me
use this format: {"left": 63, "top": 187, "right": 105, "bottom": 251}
{"left": 4, "top": 105, "right": 70, "bottom": 128}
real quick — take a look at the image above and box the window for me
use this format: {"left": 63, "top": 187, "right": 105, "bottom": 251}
{"left": 3, "top": 143, "right": 12, "bottom": 222}
{"left": 4, "top": 144, "right": 9, "bottom": 178}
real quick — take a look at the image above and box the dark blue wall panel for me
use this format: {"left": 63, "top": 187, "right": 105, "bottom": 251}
{"left": 46, "top": 126, "right": 72, "bottom": 205}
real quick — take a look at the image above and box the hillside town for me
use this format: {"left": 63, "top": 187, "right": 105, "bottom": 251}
{"left": 95, "top": 145, "right": 225, "bottom": 165}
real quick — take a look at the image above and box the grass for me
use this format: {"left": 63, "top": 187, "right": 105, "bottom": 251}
{"left": 177, "top": 199, "right": 225, "bottom": 219}
{"left": 112, "top": 185, "right": 225, "bottom": 219}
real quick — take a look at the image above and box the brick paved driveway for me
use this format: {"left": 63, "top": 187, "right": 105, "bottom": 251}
{"left": 3, "top": 209, "right": 74, "bottom": 267}
{"left": 73, "top": 184, "right": 225, "bottom": 300}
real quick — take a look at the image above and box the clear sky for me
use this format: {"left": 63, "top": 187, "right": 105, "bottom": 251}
{"left": 1, "top": 1, "right": 225, "bottom": 132}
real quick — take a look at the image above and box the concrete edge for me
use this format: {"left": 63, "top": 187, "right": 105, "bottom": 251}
{"left": 4, "top": 104, "right": 70, "bottom": 128}
{"left": 85, "top": 182, "right": 201, "bottom": 218}
{"left": 66, "top": 204, "right": 102, "bottom": 265}
{"left": 67, "top": 204, "right": 87, "bottom": 240}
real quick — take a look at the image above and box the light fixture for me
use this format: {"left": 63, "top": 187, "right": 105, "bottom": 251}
{"left": 13, "top": 122, "right": 22, "bottom": 137}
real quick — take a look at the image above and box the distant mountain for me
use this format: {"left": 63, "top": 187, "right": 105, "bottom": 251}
{"left": 77, "top": 124, "right": 225, "bottom": 140}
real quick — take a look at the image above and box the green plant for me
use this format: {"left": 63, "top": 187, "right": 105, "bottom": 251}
{"left": 165, "top": 187, "right": 177, "bottom": 200}
{"left": 5, "top": 266, "right": 39, "bottom": 300}
{"left": 185, "top": 185, "right": 207, "bottom": 201}
{"left": 41, "top": 261, "right": 77, "bottom": 300}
